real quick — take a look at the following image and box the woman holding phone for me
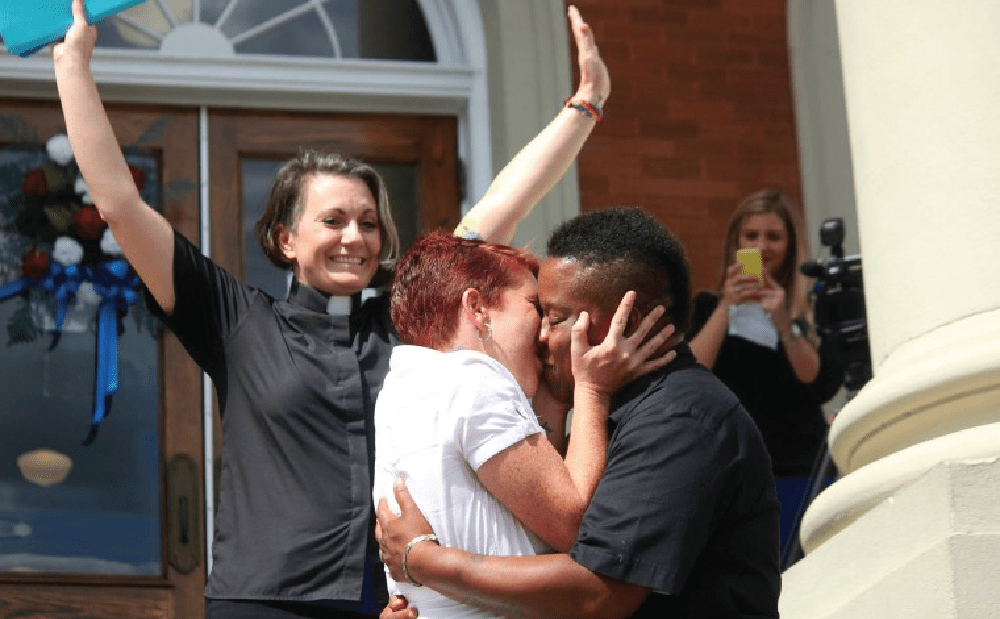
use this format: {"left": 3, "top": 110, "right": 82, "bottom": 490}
{"left": 687, "top": 188, "right": 843, "bottom": 562}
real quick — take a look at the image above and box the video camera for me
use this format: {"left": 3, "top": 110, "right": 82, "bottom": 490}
{"left": 800, "top": 218, "right": 872, "bottom": 392}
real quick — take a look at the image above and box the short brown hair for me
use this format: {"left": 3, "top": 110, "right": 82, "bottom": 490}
{"left": 254, "top": 151, "right": 400, "bottom": 287}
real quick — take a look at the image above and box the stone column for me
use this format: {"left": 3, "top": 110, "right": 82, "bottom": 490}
{"left": 781, "top": 0, "right": 1000, "bottom": 616}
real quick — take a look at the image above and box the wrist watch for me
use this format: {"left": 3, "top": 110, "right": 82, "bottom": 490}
{"left": 782, "top": 319, "right": 807, "bottom": 343}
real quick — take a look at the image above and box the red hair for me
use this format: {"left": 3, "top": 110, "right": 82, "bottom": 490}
{"left": 391, "top": 231, "right": 539, "bottom": 349}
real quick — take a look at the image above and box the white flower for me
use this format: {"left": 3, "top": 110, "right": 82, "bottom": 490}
{"left": 53, "top": 236, "right": 84, "bottom": 266}
{"left": 46, "top": 134, "right": 74, "bottom": 166}
{"left": 76, "top": 281, "right": 101, "bottom": 305}
{"left": 75, "top": 175, "right": 88, "bottom": 195}
{"left": 100, "top": 229, "right": 124, "bottom": 256}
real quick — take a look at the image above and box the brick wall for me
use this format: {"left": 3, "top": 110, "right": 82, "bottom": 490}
{"left": 568, "top": 0, "right": 803, "bottom": 296}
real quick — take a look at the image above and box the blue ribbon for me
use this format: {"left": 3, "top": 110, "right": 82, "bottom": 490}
{"left": 40, "top": 262, "right": 85, "bottom": 333}
{"left": 83, "top": 259, "right": 140, "bottom": 445}
{"left": 0, "top": 277, "right": 31, "bottom": 302}
{"left": 2, "top": 258, "right": 141, "bottom": 444}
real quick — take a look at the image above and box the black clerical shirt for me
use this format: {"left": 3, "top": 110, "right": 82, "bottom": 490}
{"left": 150, "top": 231, "right": 394, "bottom": 611}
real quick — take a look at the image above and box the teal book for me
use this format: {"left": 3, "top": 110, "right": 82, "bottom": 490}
{"left": 0, "top": 0, "right": 147, "bottom": 57}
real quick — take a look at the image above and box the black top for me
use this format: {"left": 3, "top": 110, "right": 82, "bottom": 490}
{"left": 688, "top": 292, "right": 844, "bottom": 476}
{"left": 149, "top": 231, "right": 394, "bottom": 611}
{"left": 570, "top": 344, "right": 781, "bottom": 619}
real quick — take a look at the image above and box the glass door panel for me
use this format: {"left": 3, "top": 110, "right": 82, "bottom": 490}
{"left": 0, "top": 137, "right": 163, "bottom": 576}
{"left": 0, "top": 99, "right": 203, "bottom": 619}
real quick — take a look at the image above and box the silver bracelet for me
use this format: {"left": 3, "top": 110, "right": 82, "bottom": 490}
{"left": 402, "top": 533, "right": 439, "bottom": 587}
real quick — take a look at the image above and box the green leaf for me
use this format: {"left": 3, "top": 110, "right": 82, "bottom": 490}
{"left": 6, "top": 302, "right": 40, "bottom": 345}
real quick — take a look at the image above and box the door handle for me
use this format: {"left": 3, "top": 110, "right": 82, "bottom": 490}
{"left": 178, "top": 495, "right": 189, "bottom": 545}
{"left": 166, "top": 453, "right": 201, "bottom": 574}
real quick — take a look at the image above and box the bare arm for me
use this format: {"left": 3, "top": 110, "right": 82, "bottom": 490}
{"left": 458, "top": 5, "right": 609, "bottom": 245}
{"left": 377, "top": 482, "right": 651, "bottom": 619}
{"left": 53, "top": 0, "right": 176, "bottom": 313}
{"left": 762, "top": 274, "right": 821, "bottom": 383}
{"left": 778, "top": 326, "right": 821, "bottom": 383}
{"left": 688, "top": 300, "right": 728, "bottom": 369}
{"left": 477, "top": 295, "right": 672, "bottom": 552}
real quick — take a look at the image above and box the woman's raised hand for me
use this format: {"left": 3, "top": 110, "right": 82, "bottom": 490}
{"left": 53, "top": 0, "right": 97, "bottom": 66}
{"left": 568, "top": 5, "right": 610, "bottom": 107}
{"left": 760, "top": 272, "right": 792, "bottom": 333}
{"left": 722, "top": 262, "right": 765, "bottom": 308}
{"left": 570, "top": 291, "right": 676, "bottom": 399}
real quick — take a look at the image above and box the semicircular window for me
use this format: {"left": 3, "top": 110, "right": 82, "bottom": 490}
{"left": 93, "top": 0, "right": 436, "bottom": 61}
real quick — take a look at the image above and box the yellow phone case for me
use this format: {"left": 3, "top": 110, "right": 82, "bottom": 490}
{"left": 736, "top": 248, "right": 763, "bottom": 277}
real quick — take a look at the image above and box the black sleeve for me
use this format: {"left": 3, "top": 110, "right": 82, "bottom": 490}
{"left": 144, "top": 229, "right": 258, "bottom": 378}
{"left": 686, "top": 291, "right": 720, "bottom": 340}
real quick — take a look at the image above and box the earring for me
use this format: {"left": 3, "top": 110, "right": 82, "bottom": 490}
{"left": 478, "top": 322, "right": 493, "bottom": 343}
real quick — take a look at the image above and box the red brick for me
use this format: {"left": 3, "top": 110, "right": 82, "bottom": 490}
{"left": 687, "top": 10, "right": 755, "bottom": 33}
{"left": 693, "top": 47, "right": 756, "bottom": 68}
{"left": 642, "top": 155, "right": 703, "bottom": 178}
{"left": 569, "top": 0, "right": 803, "bottom": 285}
{"left": 630, "top": 6, "right": 688, "bottom": 26}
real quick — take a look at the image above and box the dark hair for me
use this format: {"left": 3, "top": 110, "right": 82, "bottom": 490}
{"left": 719, "top": 188, "right": 803, "bottom": 297}
{"left": 254, "top": 151, "right": 400, "bottom": 287}
{"left": 391, "top": 231, "right": 539, "bottom": 349}
{"left": 546, "top": 206, "right": 691, "bottom": 333}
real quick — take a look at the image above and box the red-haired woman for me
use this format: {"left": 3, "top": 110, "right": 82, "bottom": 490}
{"left": 688, "top": 188, "right": 844, "bottom": 561}
{"left": 374, "top": 232, "right": 673, "bottom": 619}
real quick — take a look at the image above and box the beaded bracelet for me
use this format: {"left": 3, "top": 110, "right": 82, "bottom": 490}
{"left": 564, "top": 97, "right": 604, "bottom": 123}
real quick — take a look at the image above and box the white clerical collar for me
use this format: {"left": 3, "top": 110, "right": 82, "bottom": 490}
{"left": 326, "top": 295, "right": 353, "bottom": 316}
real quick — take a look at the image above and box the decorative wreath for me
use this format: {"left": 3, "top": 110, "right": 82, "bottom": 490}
{"left": 0, "top": 134, "right": 152, "bottom": 445}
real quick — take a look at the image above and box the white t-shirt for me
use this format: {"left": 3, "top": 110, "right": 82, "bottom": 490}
{"left": 373, "top": 345, "right": 549, "bottom": 619}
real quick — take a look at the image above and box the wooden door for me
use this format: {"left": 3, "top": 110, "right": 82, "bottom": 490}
{"left": 0, "top": 100, "right": 204, "bottom": 617}
{"left": 0, "top": 102, "right": 459, "bottom": 618}
{"left": 208, "top": 108, "right": 461, "bottom": 282}
{"left": 204, "top": 106, "right": 461, "bottom": 519}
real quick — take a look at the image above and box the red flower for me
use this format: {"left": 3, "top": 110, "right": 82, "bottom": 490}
{"left": 22, "top": 169, "right": 47, "bottom": 197}
{"left": 21, "top": 247, "right": 49, "bottom": 279}
{"left": 72, "top": 205, "right": 108, "bottom": 241}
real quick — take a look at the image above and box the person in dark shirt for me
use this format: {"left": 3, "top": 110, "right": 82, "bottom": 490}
{"left": 52, "top": 0, "right": 611, "bottom": 616}
{"left": 687, "top": 188, "right": 843, "bottom": 559}
{"left": 375, "top": 208, "right": 781, "bottom": 619}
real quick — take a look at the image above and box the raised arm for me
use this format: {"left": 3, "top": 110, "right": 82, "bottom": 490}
{"left": 459, "top": 5, "right": 610, "bottom": 245}
{"left": 475, "top": 294, "right": 672, "bottom": 552}
{"left": 760, "top": 273, "right": 821, "bottom": 383}
{"left": 52, "top": 0, "right": 176, "bottom": 313}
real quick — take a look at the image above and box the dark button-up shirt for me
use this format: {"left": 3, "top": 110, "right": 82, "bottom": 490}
{"left": 150, "top": 231, "right": 395, "bottom": 610}
{"left": 571, "top": 344, "right": 781, "bottom": 618}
